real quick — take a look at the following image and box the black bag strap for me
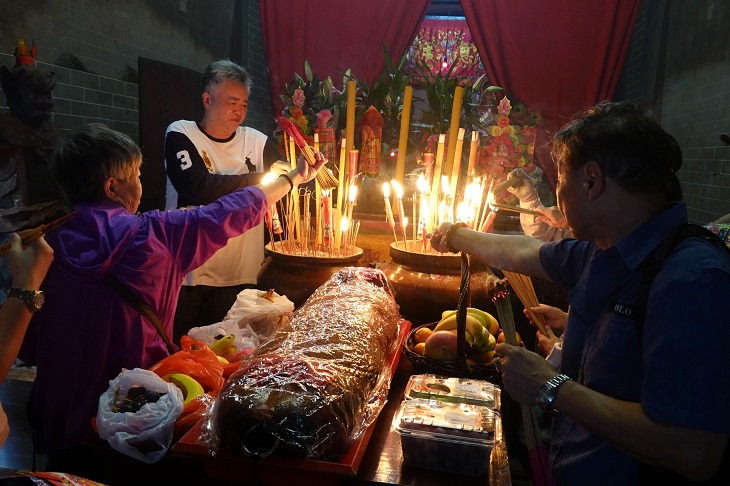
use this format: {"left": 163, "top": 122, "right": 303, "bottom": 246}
{"left": 103, "top": 274, "right": 175, "bottom": 354}
{"left": 634, "top": 224, "right": 730, "bottom": 337}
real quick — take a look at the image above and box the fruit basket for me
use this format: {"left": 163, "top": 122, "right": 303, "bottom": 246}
{"left": 402, "top": 253, "right": 504, "bottom": 385}
{"left": 403, "top": 322, "right": 501, "bottom": 384}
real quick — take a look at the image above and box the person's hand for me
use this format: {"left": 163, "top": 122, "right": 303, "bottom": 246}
{"left": 535, "top": 205, "right": 569, "bottom": 229}
{"left": 6, "top": 233, "right": 54, "bottom": 290}
{"left": 536, "top": 325, "right": 561, "bottom": 356}
{"left": 270, "top": 160, "right": 291, "bottom": 175}
{"left": 525, "top": 304, "right": 568, "bottom": 331}
{"left": 493, "top": 343, "right": 558, "bottom": 405}
{"left": 505, "top": 168, "right": 538, "bottom": 202}
{"left": 291, "top": 149, "right": 327, "bottom": 185}
{"left": 428, "top": 222, "right": 454, "bottom": 253}
{"left": 524, "top": 304, "right": 566, "bottom": 356}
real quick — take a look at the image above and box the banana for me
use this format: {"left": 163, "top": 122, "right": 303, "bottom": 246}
{"left": 435, "top": 314, "right": 485, "bottom": 339}
{"left": 447, "top": 329, "right": 475, "bottom": 345}
{"left": 221, "top": 344, "right": 238, "bottom": 361}
{"left": 440, "top": 308, "right": 492, "bottom": 330}
{"left": 476, "top": 328, "right": 497, "bottom": 352}
{"left": 209, "top": 334, "right": 235, "bottom": 356}
{"left": 467, "top": 308, "right": 499, "bottom": 335}
{"left": 167, "top": 373, "right": 205, "bottom": 404}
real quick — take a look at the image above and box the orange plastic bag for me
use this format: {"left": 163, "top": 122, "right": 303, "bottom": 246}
{"left": 149, "top": 336, "right": 224, "bottom": 392}
{"left": 173, "top": 390, "right": 218, "bottom": 441}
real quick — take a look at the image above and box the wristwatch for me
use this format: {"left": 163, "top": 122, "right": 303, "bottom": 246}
{"left": 536, "top": 373, "right": 571, "bottom": 411}
{"left": 7, "top": 288, "right": 45, "bottom": 312}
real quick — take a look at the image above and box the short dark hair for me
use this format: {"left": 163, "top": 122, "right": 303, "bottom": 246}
{"left": 551, "top": 101, "right": 682, "bottom": 201}
{"left": 201, "top": 59, "right": 252, "bottom": 94}
{"left": 52, "top": 123, "right": 141, "bottom": 205}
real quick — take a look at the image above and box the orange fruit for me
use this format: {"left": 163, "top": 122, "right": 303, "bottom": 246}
{"left": 413, "top": 342, "right": 426, "bottom": 355}
{"left": 414, "top": 327, "right": 433, "bottom": 344}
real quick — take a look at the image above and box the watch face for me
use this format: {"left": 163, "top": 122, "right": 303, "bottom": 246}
{"left": 536, "top": 386, "right": 554, "bottom": 407}
{"left": 31, "top": 291, "right": 45, "bottom": 310}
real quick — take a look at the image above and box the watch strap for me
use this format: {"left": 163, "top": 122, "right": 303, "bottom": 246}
{"left": 538, "top": 373, "right": 571, "bottom": 410}
{"left": 7, "top": 287, "right": 44, "bottom": 312}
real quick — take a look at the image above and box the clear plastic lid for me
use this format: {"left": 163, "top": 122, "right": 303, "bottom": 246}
{"left": 404, "top": 374, "right": 501, "bottom": 410}
{"left": 393, "top": 398, "right": 498, "bottom": 445}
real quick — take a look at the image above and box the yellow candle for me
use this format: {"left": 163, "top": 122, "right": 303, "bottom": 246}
{"left": 334, "top": 138, "right": 347, "bottom": 250}
{"left": 395, "top": 85, "right": 413, "bottom": 185}
{"left": 466, "top": 130, "right": 479, "bottom": 178}
{"left": 345, "top": 80, "right": 357, "bottom": 155}
{"left": 429, "top": 134, "right": 446, "bottom": 230}
{"left": 444, "top": 86, "right": 464, "bottom": 179}
{"left": 449, "top": 128, "right": 466, "bottom": 198}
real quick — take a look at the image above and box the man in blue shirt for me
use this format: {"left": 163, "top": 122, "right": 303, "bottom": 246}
{"left": 430, "top": 101, "right": 730, "bottom": 485}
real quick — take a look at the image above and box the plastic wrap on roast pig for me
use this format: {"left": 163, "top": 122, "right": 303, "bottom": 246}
{"left": 213, "top": 267, "right": 402, "bottom": 458}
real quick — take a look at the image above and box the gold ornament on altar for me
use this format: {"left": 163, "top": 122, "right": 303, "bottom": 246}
{"left": 360, "top": 106, "right": 383, "bottom": 178}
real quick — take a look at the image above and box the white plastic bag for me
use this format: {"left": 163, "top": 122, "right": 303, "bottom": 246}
{"left": 188, "top": 319, "right": 261, "bottom": 354}
{"left": 224, "top": 288, "right": 294, "bottom": 338}
{"left": 97, "top": 368, "right": 184, "bottom": 463}
{"left": 188, "top": 289, "right": 294, "bottom": 353}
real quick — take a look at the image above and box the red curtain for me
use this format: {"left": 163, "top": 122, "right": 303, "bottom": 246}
{"left": 461, "top": 0, "right": 639, "bottom": 187}
{"left": 259, "top": 0, "right": 430, "bottom": 116}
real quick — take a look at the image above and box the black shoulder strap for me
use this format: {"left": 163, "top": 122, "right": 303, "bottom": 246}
{"left": 103, "top": 274, "right": 176, "bottom": 354}
{"left": 634, "top": 224, "right": 730, "bottom": 337}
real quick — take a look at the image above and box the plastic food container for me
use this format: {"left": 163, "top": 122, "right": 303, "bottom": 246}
{"left": 393, "top": 398, "right": 500, "bottom": 476}
{"left": 404, "top": 374, "right": 501, "bottom": 410}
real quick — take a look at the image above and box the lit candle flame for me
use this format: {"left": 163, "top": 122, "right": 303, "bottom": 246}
{"left": 391, "top": 179, "right": 404, "bottom": 200}
{"left": 417, "top": 174, "right": 428, "bottom": 194}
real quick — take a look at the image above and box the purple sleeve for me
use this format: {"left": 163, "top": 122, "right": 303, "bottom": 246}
{"left": 156, "top": 186, "right": 268, "bottom": 273}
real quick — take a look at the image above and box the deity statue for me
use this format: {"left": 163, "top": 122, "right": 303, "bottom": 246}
{"left": 0, "top": 38, "right": 67, "bottom": 233}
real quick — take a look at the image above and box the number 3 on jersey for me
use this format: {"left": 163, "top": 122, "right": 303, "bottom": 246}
{"left": 177, "top": 150, "right": 192, "bottom": 170}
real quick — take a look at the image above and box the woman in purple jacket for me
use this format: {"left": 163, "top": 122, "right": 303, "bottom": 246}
{"left": 20, "top": 123, "right": 325, "bottom": 471}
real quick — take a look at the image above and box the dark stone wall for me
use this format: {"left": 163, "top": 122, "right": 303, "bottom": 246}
{"left": 0, "top": 0, "right": 273, "bottom": 139}
{"left": 614, "top": 0, "right": 730, "bottom": 223}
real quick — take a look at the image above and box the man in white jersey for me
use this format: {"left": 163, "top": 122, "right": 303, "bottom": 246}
{"left": 164, "top": 59, "right": 288, "bottom": 341}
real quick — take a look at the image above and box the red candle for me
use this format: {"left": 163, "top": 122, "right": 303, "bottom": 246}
{"left": 321, "top": 190, "right": 332, "bottom": 244}
{"left": 479, "top": 209, "right": 497, "bottom": 233}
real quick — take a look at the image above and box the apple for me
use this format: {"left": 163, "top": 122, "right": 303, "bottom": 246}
{"left": 424, "top": 330, "right": 458, "bottom": 360}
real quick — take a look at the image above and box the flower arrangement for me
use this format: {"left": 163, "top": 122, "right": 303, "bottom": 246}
{"left": 475, "top": 95, "right": 539, "bottom": 186}
{"left": 279, "top": 61, "right": 349, "bottom": 163}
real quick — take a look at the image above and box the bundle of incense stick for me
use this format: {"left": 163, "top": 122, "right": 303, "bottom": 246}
{"left": 276, "top": 116, "right": 339, "bottom": 189}
{"left": 494, "top": 292, "right": 553, "bottom": 485}
{"left": 490, "top": 202, "right": 543, "bottom": 216}
{"left": 501, "top": 270, "right": 548, "bottom": 336}
{"left": 0, "top": 211, "right": 77, "bottom": 256}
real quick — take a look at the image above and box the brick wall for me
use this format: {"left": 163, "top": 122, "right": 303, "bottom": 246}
{"left": 241, "top": 1, "right": 276, "bottom": 135}
{"left": 614, "top": 0, "right": 730, "bottom": 224}
{"left": 0, "top": 0, "right": 273, "bottom": 141}
{"left": 0, "top": 53, "right": 140, "bottom": 142}
{"left": 661, "top": 0, "right": 730, "bottom": 224}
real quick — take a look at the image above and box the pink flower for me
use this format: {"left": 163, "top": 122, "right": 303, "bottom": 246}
{"left": 316, "top": 109, "right": 333, "bottom": 128}
{"left": 293, "top": 88, "right": 305, "bottom": 108}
